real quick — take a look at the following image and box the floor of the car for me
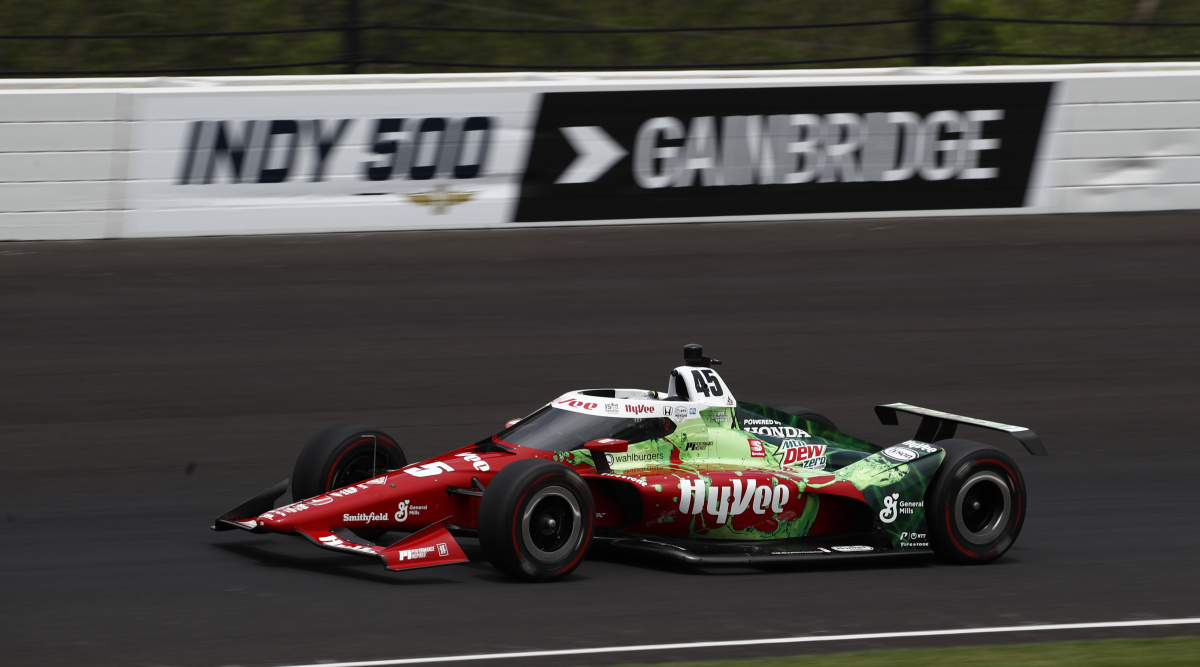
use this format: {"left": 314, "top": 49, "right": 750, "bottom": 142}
{"left": 592, "top": 531, "right": 930, "bottom": 565}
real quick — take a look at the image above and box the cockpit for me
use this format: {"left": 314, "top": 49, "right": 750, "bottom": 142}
{"left": 495, "top": 404, "right": 676, "bottom": 452}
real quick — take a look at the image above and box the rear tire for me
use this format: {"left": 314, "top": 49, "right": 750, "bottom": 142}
{"left": 478, "top": 459, "right": 594, "bottom": 582}
{"left": 926, "top": 439, "right": 1027, "bottom": 564}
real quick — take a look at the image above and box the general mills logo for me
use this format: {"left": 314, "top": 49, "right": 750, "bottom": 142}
{"left": 395, "top": 500, "right": 410, "bottom": 522}
{"left": 879, "top": 493, "right": 900, "bottom": 523}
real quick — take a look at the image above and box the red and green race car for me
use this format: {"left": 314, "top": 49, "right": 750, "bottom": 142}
{"left": 214, "top": 344, "right": 1045, "bottom": 581}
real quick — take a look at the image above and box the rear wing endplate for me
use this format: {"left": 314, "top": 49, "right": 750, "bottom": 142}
{"left": 874, "top": 403, "right": 1047, "bottom": 456}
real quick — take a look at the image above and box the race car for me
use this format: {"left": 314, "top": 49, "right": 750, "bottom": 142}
{"left": 214, "top": 344, "right": 1045, "bottom": 581}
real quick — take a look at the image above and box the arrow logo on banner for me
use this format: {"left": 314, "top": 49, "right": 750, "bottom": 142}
{"left": 554, "top": 126, "right": 628, "bottom": 184}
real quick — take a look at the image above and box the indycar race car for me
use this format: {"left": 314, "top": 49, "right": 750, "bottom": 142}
{"left": 214, "top": 344, "right": 1045, "bottom": 581}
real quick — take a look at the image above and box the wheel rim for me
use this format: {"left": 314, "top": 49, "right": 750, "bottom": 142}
{"left": 520, "top": 485, "right": 582, "bottom": 563}
{"left": 954, "top": 470, "right": 1012, "bottom": 545}
{"left": 331, "top": 440, "right": 395, "bottom": 489}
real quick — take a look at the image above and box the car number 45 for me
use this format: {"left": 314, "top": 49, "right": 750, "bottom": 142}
{"left": 691, "top": 369, "right": 724, "bottom": 397}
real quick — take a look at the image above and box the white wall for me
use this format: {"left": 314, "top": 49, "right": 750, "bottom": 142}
{"left": 2, "top": 64, "right": 1199, "bottom": 241}
{"left": 0, "top": 90, "right": 131, "bottom": 240}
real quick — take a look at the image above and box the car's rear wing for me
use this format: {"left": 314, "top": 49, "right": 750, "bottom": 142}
{"left": 874, "top": 403, "right": 1047, "bottom": 456}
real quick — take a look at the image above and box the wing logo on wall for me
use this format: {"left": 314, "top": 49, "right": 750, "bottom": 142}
{"left": 403, "top": 186, "right": 478, "bottom": 214}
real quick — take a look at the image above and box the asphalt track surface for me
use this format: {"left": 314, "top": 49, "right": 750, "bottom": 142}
{"left": 3, "top": 213, "right": 1200, "bottom": 667}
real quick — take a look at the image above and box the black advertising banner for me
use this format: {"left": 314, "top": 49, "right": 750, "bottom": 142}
{"left": 513, "top": 82, "right": 1053, "bottom": 222}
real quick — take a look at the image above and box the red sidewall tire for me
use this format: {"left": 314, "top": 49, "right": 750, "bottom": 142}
{"left": 478, "top": 459, "right": 595, "bottom": 582}
{"left": 291, "top": 423, "right": 407, "bottom": 503}
{"left": 926, "top": 439, "right": 1027, "bottom": 564}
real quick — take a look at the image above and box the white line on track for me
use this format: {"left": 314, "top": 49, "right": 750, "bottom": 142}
{"left": 278, "top": 617, "right": 1200, "bottom": 667}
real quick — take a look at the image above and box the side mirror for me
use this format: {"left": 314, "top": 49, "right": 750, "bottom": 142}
{"left": 583, "top": 439, "right": 628, "bottom": 474}
{"left": 583, "top": 438, "right": 628, "bottom": 453}
{"left": 505, "top": 418, "right": 523, "bottom": 428}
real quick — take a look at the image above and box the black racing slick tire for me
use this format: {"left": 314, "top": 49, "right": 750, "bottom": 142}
{"left": 291, "top": 423, "right": 407, "bottom": 502}
{"left": 478, "top": 458, "right": 595, "bottom": 582}
{"left": 770, "top": 405, "right": 838, "bottom": 431}
{"left": 925, "top": 439, "right": 1027, "bottom": 564}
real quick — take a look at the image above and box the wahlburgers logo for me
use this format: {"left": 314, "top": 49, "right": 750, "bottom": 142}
{"left": 604, "top": 451, "right": 664, "bottom": 465}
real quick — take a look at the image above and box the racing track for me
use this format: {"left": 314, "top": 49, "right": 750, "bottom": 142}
{"left": 2, "top": 213, "right": 1199, "bottom": 666}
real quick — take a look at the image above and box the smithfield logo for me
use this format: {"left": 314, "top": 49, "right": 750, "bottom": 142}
{"left": 343, "top": 512, "right": 389, "bottom": 524}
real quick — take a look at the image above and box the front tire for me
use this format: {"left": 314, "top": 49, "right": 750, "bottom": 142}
{"left": 291, "top": 423, "right": 407, "bottom": 502}
{"left": 478, "top": 459, "right": 595, "bottom": 582}
{"left": 926, "top": 439, "right": 1027, "bottom": 564}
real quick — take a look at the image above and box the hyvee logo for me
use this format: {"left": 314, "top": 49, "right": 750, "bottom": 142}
{"left": 678, "top": 478, "right": 789, "bottom": 524}
{"left": 177, "top": 117, "right": 493, "bottom": 185}
{"left": 514, "top": 83, "right": 1052, "bottom": 222}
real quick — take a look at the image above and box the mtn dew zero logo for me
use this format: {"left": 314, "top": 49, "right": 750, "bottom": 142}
{"left": 780, "top": 440, "right": 826, "bottom": 468}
